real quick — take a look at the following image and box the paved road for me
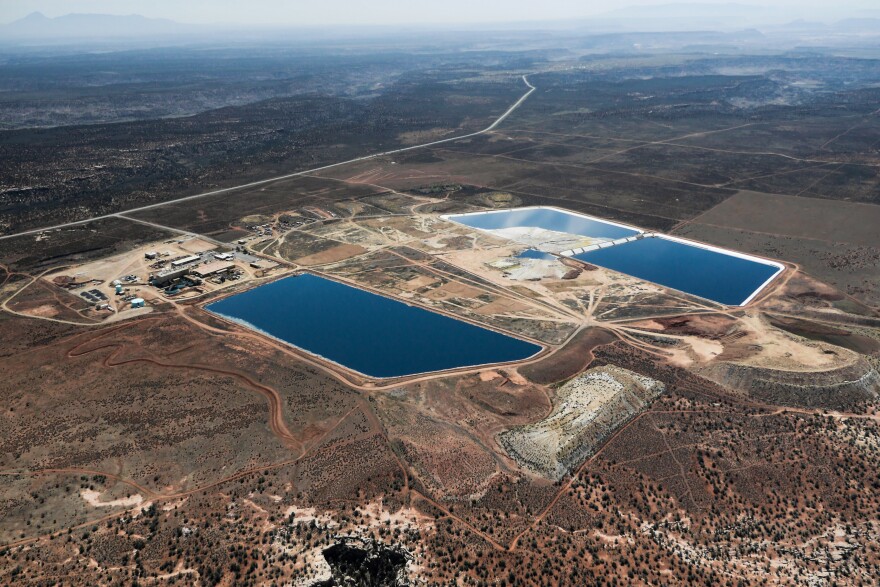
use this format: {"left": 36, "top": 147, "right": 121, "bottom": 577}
{"left": 1, "top": 75, "right": 536, "bottom": 242}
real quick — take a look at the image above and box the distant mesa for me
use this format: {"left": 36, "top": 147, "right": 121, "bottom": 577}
{"left": 3, "top": 11, "right": 196, "bottom": 39}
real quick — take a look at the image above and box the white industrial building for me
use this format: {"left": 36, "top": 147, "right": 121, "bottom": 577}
{"left": 171, "top": 255, "right": 200, "bottom": 268}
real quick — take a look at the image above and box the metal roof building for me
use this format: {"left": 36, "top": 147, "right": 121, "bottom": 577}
{"left": 150, "top": 267, "right": 188, "bottom": 287}
{"left": 171, "top": 255, "right": 201, "bottom": 268}
{"left": 190, "top": 261, "right": 235, "bottom": 278}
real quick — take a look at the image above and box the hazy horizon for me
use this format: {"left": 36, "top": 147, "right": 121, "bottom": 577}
{"left": 3, "top": 0, "right": 880, "bottom": 27}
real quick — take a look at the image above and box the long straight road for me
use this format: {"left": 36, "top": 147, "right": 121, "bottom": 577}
{"left": 1, "top": 75, "right": 536, "bottom": 242}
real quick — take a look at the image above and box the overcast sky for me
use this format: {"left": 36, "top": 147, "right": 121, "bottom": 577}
{"left": 2, "top": 0, "right": 878, "bottom": 26}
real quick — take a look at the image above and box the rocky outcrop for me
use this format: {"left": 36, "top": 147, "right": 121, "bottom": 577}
{"left": 311, "top": 537, "right": 412, "bottom": 587}
{"left": 499, "top": 366, "right": 664, "bottom": 480}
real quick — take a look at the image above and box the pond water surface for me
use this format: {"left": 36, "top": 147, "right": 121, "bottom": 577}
{"left": 572, "top": 236, "right": 782, "bottom": 306}
{"left": 445, "top": 207, "right": 640, "bottom": 240}
{"left": 206, "top": 273, "right": 541, "bottom": 378}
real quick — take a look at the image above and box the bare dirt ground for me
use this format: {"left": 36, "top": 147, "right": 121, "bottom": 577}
{"left": 294, "top": 243, "right": 368, "bottom": 266}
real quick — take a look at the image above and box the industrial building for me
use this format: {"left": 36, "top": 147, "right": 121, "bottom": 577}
{"left": 190, "top": 261, "right": 235, "bottom": 278}
{"left": 150, "top": 267, "right": 189, "bottom": 287}
{"left": 171, "top": 255, "right": 201, "bottom": 268}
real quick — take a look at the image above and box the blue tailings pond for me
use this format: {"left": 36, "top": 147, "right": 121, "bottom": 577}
{"left": 445, "top": 207, "right": 640, "bottom": 240}
{"left": 206, "top": 273, "right": 541, "bottom": 378}
{"left": 572, "top": 236, "right": 782, "bottom": 306}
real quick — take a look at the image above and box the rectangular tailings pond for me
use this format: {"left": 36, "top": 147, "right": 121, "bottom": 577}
{"left": 571, "top": 236, "right": 783, "bottom": 306}
{"left": 206, "top": 273, "right": 541, "bottom": 378}
{"left": 443, "top": 206, "right": 783, "bottom": 306}
{"left": 444, "top": 206, "right": 641, "bottom": 240}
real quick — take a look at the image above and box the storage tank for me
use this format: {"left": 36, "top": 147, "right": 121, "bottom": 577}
{"left": 115, "top": 284, "right": 124, "bottom": 295}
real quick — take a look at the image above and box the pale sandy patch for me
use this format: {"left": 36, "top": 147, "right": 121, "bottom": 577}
{"left": 473, "top": 297, "right": 530, "bottom": 316}
{"left": 179, "top": 238, "right": 216, "bottom": 254}
{"left": 81, "top": 490, "right": 143, "bottom": 508}
{"left": 687, "top": 336, "right": 724, "bottom": 362}
{"left": 103, "top": 306, "right": 153, "bottom": 323}
{"left": 479, "top": 370, "right": 502, "bottom": 382}
{"left": 424, "top": 280, "right": 483, "bottom": 300}
{"left": 735, "top": 313, "right": 857, "bottom": 371}
{"left": 400, "top": 275, "right": 440, "bottom": 291}
{"left": 667, "top": 335, "right": 724, "bottom": 368}
{"left": 355, "top": 503, "right": 432, "bottom": 531}
{"left": 23, "top": 304, "right": 60, "bottom": 318}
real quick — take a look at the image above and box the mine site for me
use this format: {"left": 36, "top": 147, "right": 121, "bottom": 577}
{"left": 2, "top": 3, "right": 880, "bottom": 586}
{"left": 11, "top": 200, "right": 817, "bottom": 388}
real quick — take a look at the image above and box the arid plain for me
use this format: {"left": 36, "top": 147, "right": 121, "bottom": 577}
{"left": 1, "top": 51, "right": 880, "bottom": 586}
